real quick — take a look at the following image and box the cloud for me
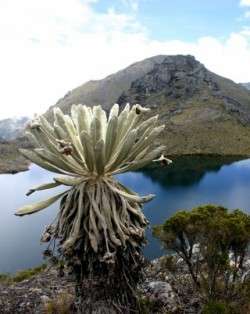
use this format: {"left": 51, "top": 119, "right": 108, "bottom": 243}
{"left": 0, "top": 0, "right": 144, "bottom": 118}
{"left": 244, "top": 11, "right": 250, "bottom": 18}
{"left": 0, "top": 0, "right": 250, "bottom": 119}
{"left": 240, "top": 0, "right": 250, "bottom": 6}
{"left": 121, "top": 0, "right": 140, "bottom": 11}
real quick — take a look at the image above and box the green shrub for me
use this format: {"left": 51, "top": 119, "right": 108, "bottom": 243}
{"left": 0, "top": 273, "right": 10, "bottom": 284}
{"left": 202, "top": 301, "right": 230, "bottom": 314}
{"left": 13, "top": 264, "right": 46, "bottom": 282}
{"left": 153, "top": 205, "right": 250, "bottom": 310}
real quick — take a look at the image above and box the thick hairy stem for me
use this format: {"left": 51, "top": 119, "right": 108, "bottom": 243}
{"left": 73, "top": 245, "right": 145, "bottom": 314}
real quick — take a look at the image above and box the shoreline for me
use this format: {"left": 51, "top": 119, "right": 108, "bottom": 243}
{"left": 0, "top": 153, "right": 248, "bottom": 175}
{"left": 0, "top": 159, "right": 30, "bottom": 175}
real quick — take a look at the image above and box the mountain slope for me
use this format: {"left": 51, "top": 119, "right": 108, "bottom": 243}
{"left": 0, "top": 116, "right": 30, "bottom": 173}
{"left": 241, "top": 83, "right": 250, "bottom": 90}
{"left": 46, "top": 55, "right": 250, "bottom": 155}
{"left": 48, "top": 55, "right": 167, "bottom": 114}
{"left": 0, "top": 136, "right": 31, "bottom": 173}
{"left": 0, "top": 117, "right": 29, "bottom": 141}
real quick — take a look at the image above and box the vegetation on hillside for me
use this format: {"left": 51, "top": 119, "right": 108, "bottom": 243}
{"left": 0, "top": 264, "right": 46, "bottom": 285}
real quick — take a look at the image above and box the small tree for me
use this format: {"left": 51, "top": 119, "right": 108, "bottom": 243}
{"left": 153, "top": 205, "right": 250, "bottom": 311}
{"left": 15, "top": 104, "right": 169, "bottom": 313}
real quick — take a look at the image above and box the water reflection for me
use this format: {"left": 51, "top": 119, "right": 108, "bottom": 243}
{"left": 141, "top": 155, "right": 244, "bottom": 187}
{"left": 0, "top": 156, "right": 250, "bottom": 272}
{"left": 117, "top": 156, "right": 250, "bottom": 259}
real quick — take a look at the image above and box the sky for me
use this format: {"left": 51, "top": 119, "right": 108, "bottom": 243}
{"left": 0, "top": 0, "right": 250, "bottom": 119}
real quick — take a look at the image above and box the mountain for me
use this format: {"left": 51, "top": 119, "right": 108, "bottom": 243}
{"left": 241, "top": 83, "right": 250, "bottom": 91}
{"left": 46, "top": 55, "right": 250, "bottom": 155}
{"left": 0, "top": 117, "right": 31, "bottom": 173}
{"left": 0, "top": 117, "right": 29, "bottom": 141}
{"left": 0, "top": 137, "right": 30, "bottom": 174}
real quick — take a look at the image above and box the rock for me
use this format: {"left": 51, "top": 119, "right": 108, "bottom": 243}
{"left": 29, "top": 288, "right": 42, "bottom": 293}
{"left": 147, "top": 281, "right": 175, "bottom": 302}
{"left": 121, "top": 55, "right": 209, "bottom": 104}
{"left": 40, "top": 295, "right": 50, "bottom": 303}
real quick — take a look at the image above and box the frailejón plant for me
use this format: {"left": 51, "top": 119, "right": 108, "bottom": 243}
{"left": 16, "top": 103, "right": 169, "bottom": 312}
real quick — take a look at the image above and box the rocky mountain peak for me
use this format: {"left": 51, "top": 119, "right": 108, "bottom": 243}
{"left": 118, "top": 55, "right": 218, "bottom": 106}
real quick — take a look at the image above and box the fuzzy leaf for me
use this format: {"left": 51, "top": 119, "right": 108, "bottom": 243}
{"left": 15, "top": 191, "right": 66, "bottom": 216}
{"left": 54, "top": 176, "right": 85, "bottom": 186}
{"left": 26, "top": 182, "right": 61, "bottom": 196}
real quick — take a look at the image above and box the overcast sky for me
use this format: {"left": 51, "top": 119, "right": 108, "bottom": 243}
{"left": 0, "top": 0, "right": 250, "bottom": 119}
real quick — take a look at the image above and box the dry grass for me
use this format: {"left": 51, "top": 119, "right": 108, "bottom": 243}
{"left": 43, "top": 292, "right": 75, "bottom": 314}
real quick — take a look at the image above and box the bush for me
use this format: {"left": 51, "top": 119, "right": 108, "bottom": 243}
{"left": 153, "top": 205, "right": 250, "bottom": 311}
{"left": 202, "top": 301, "right": 230, "bottom": 314}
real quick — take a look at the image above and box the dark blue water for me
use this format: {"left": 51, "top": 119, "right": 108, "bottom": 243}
{"left": 1, "top": 156, "right": 250, "bottom": 273}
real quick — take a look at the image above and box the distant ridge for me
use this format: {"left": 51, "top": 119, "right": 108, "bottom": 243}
{"left": 241, "top": 83, "right": 250, "bottom": 91}
{"left": 0, "top": 117, "right": 29, "bottom": 141}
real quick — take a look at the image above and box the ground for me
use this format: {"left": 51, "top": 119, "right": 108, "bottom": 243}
{"left": 0, "top": 258, "right": 200, "bottom": 314}
{"left": 0, "top": 267, "right": 74, "bottom": 314}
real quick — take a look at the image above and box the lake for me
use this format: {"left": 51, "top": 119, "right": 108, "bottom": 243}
{"left": 1, "top": 155, "right": 250, "bottom": 273}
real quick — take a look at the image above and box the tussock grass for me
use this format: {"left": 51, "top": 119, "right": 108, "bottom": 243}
{"left": 0, "top": 264, "right": 46, "bottom": 284}
{"left": 43, "top": 292, "right": 74, "bottom": 314}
